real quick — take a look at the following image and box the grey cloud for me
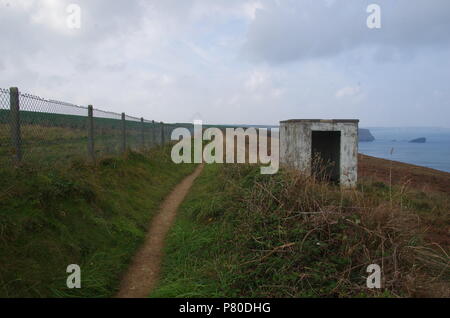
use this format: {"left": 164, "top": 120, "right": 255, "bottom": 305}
{"left": 243, "top": 0, "right": 450, "bottom": 64}
{"left": 0, "top": 0, "right": 147, "bottom": 55}
{"left": 79, "top": 0, "right": 147, "bottom": 40}
{"left": 0, "top": 0, "right": 449, "bottom": 128}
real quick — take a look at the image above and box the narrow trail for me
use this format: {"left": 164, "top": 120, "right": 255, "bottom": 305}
{"left": 116, "top": 164, "right": 204, "bottom": 298}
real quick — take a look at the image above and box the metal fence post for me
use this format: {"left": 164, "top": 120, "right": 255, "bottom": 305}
{"left": 87, "top": 105, "right": 95, "bottom": 162}
{"left": 121, "top": 112, "right": 126, "bottom": 153}
{"left": 10, "top": 87, "right": 22, "bottom": 165}
{"left": 140, "top": 117, "right": 145, "bottom": 151}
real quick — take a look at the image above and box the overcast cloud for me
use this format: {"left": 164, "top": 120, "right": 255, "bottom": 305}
{"left": 0, "top": 0, "right": 449, "bottom": 127}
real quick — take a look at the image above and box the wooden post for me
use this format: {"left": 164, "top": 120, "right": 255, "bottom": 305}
{"left": 121, "top": 113, "right": 126, "bottom": 153}
{"left": 87, "top": 105, "right": 95, "bottom": 162}
{"left": 10, "top": 87, "right": 22, "bottom": 165}
{"left": 140, "top": 117, "right": 145, "bottom": 150}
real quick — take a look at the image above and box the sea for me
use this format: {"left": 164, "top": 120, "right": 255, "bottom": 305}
{"left": 359, "top": 127, "right": 450, "bottom": 173}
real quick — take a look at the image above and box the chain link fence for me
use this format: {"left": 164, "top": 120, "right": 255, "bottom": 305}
{"left": 0, "top": 87, "right": 190, "bottom": 167}
{"left": 0, "top": 88, "right": 11, "bottom": 163}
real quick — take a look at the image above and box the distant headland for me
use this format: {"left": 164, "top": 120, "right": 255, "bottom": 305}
{"left": 409, "top": 137, "right": 427, "bottom": 143}
{"left": 359, "top": 128, "right": 375, "bottom": 142}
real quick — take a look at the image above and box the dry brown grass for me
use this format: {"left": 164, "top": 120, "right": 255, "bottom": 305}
{"left": 220, "top": 163, "right": 449, "bottom": 297}
{"left": 359, "top": 154, "right": 450, "bottom": 195}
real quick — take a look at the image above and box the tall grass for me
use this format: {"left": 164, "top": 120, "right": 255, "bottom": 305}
{"left": 153, "top": 163, "right": 449, "bottom": 298}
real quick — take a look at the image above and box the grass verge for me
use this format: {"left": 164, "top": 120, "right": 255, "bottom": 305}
{"left": 0, "top": 147, "right": 196, "bottom": 297}
{"left": 152, "top": 163, "right": 449, "bottom": 298}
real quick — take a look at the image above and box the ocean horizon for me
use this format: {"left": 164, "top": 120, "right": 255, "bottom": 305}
{"left": 359, "top": 127, "right": 450, "bottom": 173}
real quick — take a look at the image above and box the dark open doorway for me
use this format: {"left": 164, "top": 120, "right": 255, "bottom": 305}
{"left": 311, "top": 131, "right": 341, "bottom": 182}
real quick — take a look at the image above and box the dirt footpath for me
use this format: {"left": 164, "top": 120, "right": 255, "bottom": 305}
{"left": 116, "top": 164, "right": 204, "bottom": 298}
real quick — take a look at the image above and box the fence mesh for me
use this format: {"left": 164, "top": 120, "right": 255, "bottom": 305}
{"left": 143, "top": 120, "right": 156, "bottom": 149}
{"left": 17, "top": 92, "right": 89, "bottom": 164}
{"left": 0, "top": 87, "right": 192, "bottom": 167}
{"left": 0, "top": 88, "right": 11, "bottom": 164}
{"left": 93, "top": 109, "right": 123, "bottom": 157}
{"left": 125, "top": 115, "right": 141, "bottom": 152}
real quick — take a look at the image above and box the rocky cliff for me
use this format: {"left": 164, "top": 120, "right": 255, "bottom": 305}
{"left": 359, "top": 128, "right": 375, "bottom": 142}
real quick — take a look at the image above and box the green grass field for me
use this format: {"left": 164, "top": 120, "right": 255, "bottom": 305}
{"left": 152, "top": 164, "right": 449, "bottom": 298}
{"left": 0, "top": 147, "right": 197, "bottom": 297}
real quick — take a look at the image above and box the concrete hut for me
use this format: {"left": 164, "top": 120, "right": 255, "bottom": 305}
{"left": 279, "top": 119, "right": 359, "bottom": 187}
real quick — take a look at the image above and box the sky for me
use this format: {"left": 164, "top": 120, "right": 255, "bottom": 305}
{"left": 0, "top": 0, "right": 449, "bottom": 127}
